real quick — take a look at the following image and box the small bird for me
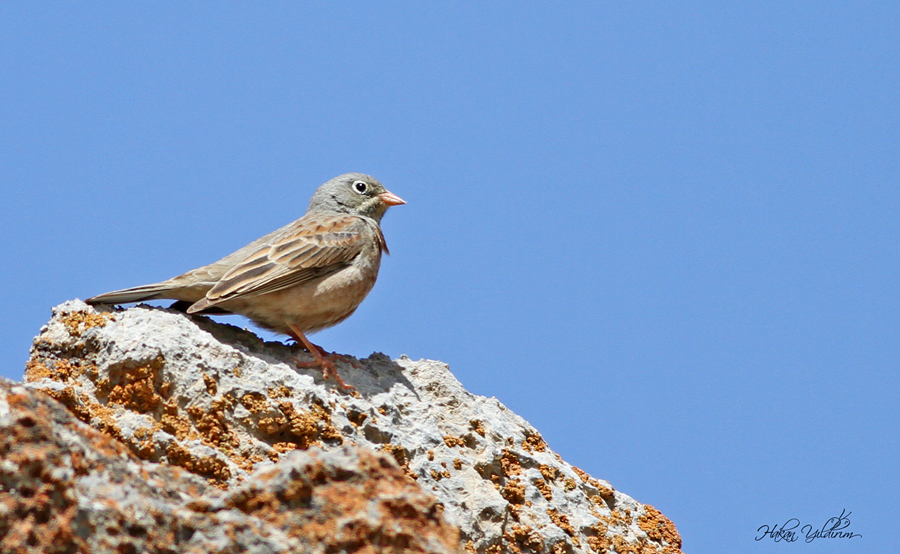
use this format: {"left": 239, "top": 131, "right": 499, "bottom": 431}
{"left": 87, "top": 173, "right": 405, "bottom": 389}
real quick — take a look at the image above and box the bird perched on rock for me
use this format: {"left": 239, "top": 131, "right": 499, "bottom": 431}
{"left": 87, "top": 173, "right": 405, "bottom": 389}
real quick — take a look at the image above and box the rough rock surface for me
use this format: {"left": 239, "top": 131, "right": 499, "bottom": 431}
{"left": 16, "top": 300, "right": 683, "bottom": 554}
{"left": 0, "top": 380, "right": 457, "bottom": 554}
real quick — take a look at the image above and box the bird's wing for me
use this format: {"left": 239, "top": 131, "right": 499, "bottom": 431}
{"left": 191, "top": 213, "right": 382, "bottom": 309}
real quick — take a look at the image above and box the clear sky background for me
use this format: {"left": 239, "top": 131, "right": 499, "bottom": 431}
{"left": 1, "top": 3, "right": 897, "bottom": 552}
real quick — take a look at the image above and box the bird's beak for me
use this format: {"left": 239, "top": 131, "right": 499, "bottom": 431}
{"left": 379, "top": 191, "right": 406, "bottom": 206}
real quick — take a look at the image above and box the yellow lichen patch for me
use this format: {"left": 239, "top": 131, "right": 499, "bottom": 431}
{"left": 502, "top": 524, "right": 545, "bottom": 553}
{"left": 453, "top": 458, "right": 462, "bottom": 470}
{"left": 224, "top": 448, "right": 460, "bottom": 553}
{"left": 546, "top": 508, "right": 578, "bottom": 543}
{"left": 276, "top": 401, "right": 342, "bottom": 449}
{"left": 597, "top": 483, "right": 615, "bottom": 499}
{"left": 572, "top": 465, "right": 615, "bottom": 499}
{"left": 534, "top": 477, "right": 553, "bottom": 501}
{"left": 564, "top": 477, "right": 577, "bottom": 492}
{"left": 273, "top": 442, "right": 298, "bottom": 454}
{"left": 134, "top": 427, "right": 153, "bottom": 440}
{"left": 539, "top": 464, "right": 559, "bottom": 481}
{"left": 606, "top": 509, "right": 631, "bottom": 528}
{"left": 42, "top": 385, "right": 125, "bottom": 443}
{"left": 521, "top": 431, "right": 547, "bottom": 453}
{"left": 202, "top": 373, "right": 217, "bottom": 396}
{"left": 427, "top": 450, "right": 435, "bottom": 461}
{"left": 610, "top": 535, "right": 664, "bottom": 554}
{"left": 23, "top": 359, "right": 52, "bottom": 380}
{"left": 381, "top": 444, "right": 417, "bottom": 481}
{"left": 638, "top": 505, "right": 682, "bottom": 550}
{"left": 131, "top": 427, "right": 157, "bottom": 457}
{"left": 267, "top": 385, "right": 292, "bottom": 398}
{"left": 234, "top": 453, "right": 265, "bottom": 472}
{"left": 572, "top": 466, "right": 593, "bottom": 484}
{"left": 443, "top": 435, "right": 465, "bottom": 448}
{"left": 60, "top": 310, "right": 115, "bottom": 337}
{"left": 469, "top": 419, "right": 486, "bottom": 437}
{"left": 508, "top": 504, "right": 524, "bottom": 521}
{"left": 98, "top": 355, "right": 166, "bottom": 414}
{"left": 586, "top": 522, "right": 611, "bottom": 553}
{"left": 240, "top": 392, "right": 269, "bottom": 414}
{"left": 186, "top": 404, "right": 240, "bottom": 453}
{"left": 430, "top": 469, "right": 450, "bottom": 481}
{"left": 24, "top": 358, "right": 90, "bottom": 382}
{"left": 501, "top": 449, "right": 523, "bottom": 476}
{"left": 160, "top": 413, "right": 197, "bottom": 441}
{"left": 500, "top": 479, "right": 526, "bottom": 504}
{"left": 165, "top": 441, "right": 231, "bottom": 486}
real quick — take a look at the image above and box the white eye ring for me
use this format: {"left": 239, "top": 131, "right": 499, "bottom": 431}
{"left": 352, "top": 181, "right": 368, "bottom": 194}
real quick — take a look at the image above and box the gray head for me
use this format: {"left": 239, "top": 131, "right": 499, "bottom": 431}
{"left": 307, "top": 173, "right": 405, "bottom": 223}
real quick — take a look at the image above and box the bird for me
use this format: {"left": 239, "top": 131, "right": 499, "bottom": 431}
{"left": 86, "top": 173, "right": 405, "bottom": 389}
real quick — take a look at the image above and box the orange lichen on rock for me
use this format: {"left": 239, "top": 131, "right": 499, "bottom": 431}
{"left": 277, "top": 401, "right": 343, "bottom": 449}
{"left": 500, "top": 448, "right": 522, "bottom": 476}
{"left": 443, "top": 435, "right": 465, "bottom": 448}
{"left": 40, "top": 385, "right": 126, "bottom": 445}
{"left": 546, "top": 508, "right": 577, "bottom": 539}
{"left": 469, "top": 419, "right": 486, "bottom": 437}
{"left": 240, "top": 392, "right": 269, "bottom": 414}
{"left": 638, "top": 505, "right": 682, "bottom": 551}
{"left": 99, "top": 356, "right": 166, "bottom": 414}
{"left": 521, "top": 431, "right": 547, "bottom": 453}
{"left": 165, "top": 441, "right": 232, "bottom": 486}
{"left": 382, "top": 444, "right": 417, "bottom": 481}
{"left": 502, "top": 524, "right": 545, "bottom": 553}
{"left": 186, "top": 402, "right": 240, "bottom": 452}
{"left": 202, "top": 373, "right": 217, "bottom": 396}
{"left": 534, "top": 477, "right": 553, "bottom": 501}
{"left": 224, "top": 449, "right": 459, "bottom": 553}
{"left": 160, "top": 410, "right": 196, "bottom": 441}
{"left": 572, "top": 465, "right": 615, "bottom": 499}
{"left": 59, "top": 310, "right": 115, "bottom": 337}
{"left": 585, "top": 522, "right": 611, "bottom": 553}
{"left": 18, "top": 301, "right": 686, "bottom": 553}
{"left": 268, "top": 385, "right": 293, "bottom": 398}
{"left": 539, "top": 464, "right": 559, "bottom": 482}
{"left": 24, "top": 358, "right": 88, "bottom": 382}
{"left": 500, "top": 479, "right": 526, "bottom": 504}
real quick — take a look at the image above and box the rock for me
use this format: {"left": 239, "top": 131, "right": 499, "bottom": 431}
{"left": 0, "top": 379, "right": 457, "bottom": 554}
{"left": 15, "top": 300, "right": 683, "bottom": 554}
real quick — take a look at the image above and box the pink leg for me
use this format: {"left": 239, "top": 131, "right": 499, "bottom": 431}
{"left": 287, "top": 324, "right": 355, "bottom": 390}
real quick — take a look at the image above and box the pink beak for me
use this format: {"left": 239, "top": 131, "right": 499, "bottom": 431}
{"left": 379, "top": 191, "right": 406, "bottom": 206}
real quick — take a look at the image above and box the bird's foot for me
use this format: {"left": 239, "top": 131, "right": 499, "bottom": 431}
{"left": 286, "top": 323, "right": 359, "bottom": 390}
{"left": 289, "top": 353, "right": 355, "bottom": 390}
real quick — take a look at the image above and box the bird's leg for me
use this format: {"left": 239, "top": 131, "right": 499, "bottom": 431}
{"left": 287, "top": 324, "right": 355, "bottom": 390}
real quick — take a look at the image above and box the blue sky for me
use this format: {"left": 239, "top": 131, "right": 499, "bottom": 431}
{"left": 2, "top": 3, "right": 897, "bottom": 552}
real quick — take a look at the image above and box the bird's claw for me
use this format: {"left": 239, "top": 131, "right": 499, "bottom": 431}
{"left": 288, "top": 353, "right": 356, "bottom": 390}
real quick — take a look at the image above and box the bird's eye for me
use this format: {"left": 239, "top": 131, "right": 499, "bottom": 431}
{"left": 352, "top": 181, "right": 368, "bottom": 194}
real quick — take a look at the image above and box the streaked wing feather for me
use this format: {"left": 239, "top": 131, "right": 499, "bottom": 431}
{"left": 204, "top": 214, "right": 370, "bottom": 304}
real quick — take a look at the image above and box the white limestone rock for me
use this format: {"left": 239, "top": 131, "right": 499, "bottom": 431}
{"left": 22, "top": 300, "right": 683, "bottom": 554}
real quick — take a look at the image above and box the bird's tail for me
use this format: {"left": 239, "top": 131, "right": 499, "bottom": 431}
{"left": 86, "top": 282, "right": 174, "bottom": 305}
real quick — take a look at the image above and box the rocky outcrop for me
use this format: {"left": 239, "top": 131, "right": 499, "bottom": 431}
{"left": 12, "top": 300, "right": 683, "bottom": 554}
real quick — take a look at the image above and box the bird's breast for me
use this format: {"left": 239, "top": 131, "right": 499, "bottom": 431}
{"left": 223, "top": 245, "right": 383, "bottom": 335}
